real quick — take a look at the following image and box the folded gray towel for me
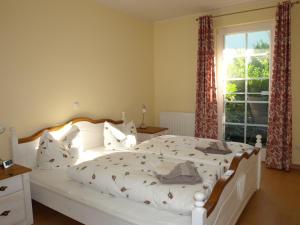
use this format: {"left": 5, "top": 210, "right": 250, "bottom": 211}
{"left": 156, "top": 161, "right": 202, "bottom": 185}
{"left": 195, "top": 141, "right": 232, "bottom": 155}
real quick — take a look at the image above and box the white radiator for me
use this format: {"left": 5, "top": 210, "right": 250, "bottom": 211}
{"left": 160, "top": 112, "right": 195, "bottom": 136}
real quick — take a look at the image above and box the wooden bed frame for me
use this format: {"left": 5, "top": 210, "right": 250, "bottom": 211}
{"left": 11, "top": 117, "right": 261, "bottom": 225}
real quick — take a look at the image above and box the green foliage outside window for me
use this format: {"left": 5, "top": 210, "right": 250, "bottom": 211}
{"left": 224, "top": 39, "right": 270, "bottom": 145}
{"left": 225, "top": 40, "right": 270, "bottom": 101}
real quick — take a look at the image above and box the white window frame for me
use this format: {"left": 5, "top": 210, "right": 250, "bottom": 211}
{"left": 216, "top": 21, "right": 275, "bottom": 144}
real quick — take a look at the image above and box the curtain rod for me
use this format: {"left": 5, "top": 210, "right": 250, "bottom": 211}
{"left": 196, "top": 0, "right": 299, "bottom": 21}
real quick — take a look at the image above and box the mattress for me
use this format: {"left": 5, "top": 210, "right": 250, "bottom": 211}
{"left": 30, "top": 146, "right": 191, "bottom": 225}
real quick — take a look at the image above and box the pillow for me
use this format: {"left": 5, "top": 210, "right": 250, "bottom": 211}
{"left": 60, "top": 125, "right": 81, "bottom": 150}
{"left": 36, "top": 126, "right": 80, "bottom": 169}
{"left": 123, "top": 120, "right": 137, "bottom": 135}
{"left": 104, "top": 121, "right": 137, "bottom": 150}
{"left": 74, "top": 122, "right": 104, "bottom": 150}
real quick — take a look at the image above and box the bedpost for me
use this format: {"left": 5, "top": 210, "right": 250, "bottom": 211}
{"left": 255, "top": 134, "right": 262, "bottom": 149}
{"left": 121, "top": 112, "right": 127, "bottom": 124}
{"left": 192, "top": 192, "right": 207, "bottom": 225}
{"left": 10, "top": 127, "right": 18, "bottom": 162}
{"left": 255, "top": 134, "right": 262, "bottom": 190}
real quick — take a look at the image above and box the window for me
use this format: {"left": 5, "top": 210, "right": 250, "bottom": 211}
{"left": 217, "top": 23, "right": 273, "bottom": 146}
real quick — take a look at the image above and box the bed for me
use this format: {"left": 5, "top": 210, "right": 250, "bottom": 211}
{"left": 11, "top": 117, "right": 262, "bottom": 225}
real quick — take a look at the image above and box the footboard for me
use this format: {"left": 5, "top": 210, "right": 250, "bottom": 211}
{"left": 192, "top": 142, "right": 261, "bottom": 225}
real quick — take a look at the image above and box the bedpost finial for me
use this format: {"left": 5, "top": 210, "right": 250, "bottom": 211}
{"left": 192, "top": 192, "right": 207, "bottom": 225}
{"left": 256, "top": 134, "right": 262, "bottom": 139}
{"left": 194, "top": 192, "right": 206, "bottom": 207}
{"left": 255, "top": 134, "right": 262, "bottom": 148}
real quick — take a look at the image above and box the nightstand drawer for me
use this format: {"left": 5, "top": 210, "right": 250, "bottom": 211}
{"left": 0, "top": 176, "right": 23, "bottom": 198}
{"left": 0, "top": 191, "right": 26, "bottom": 225}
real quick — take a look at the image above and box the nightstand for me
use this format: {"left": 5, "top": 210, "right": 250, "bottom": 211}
{"left": 136, "top": 126, "right": 168, "bottom": 143}
{"left": 0, "top": 164, "right": 33, "bottom": 225}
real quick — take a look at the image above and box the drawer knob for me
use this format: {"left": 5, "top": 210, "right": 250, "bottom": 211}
{"left": 0, "top": 186, "right": 8, "bottom": 191}
{"left": 0, "top": 210, "right": 11, "bottom": 216}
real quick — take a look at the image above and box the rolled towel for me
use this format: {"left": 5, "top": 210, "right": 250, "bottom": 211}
{"left": 195, "top": 141, "right": 232, "bottom": 155}
{"left": 155, "top": 161, "right": 202, "bottom": 185}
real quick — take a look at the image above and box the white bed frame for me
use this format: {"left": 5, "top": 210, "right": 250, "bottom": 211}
{"left": 10, "top": 117, "right": 262, "bottom": 225}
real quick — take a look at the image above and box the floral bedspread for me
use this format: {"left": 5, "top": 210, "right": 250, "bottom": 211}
{"left": 68, "top": 135, "right": 255, "bottom": 214}
{"left": 134, "top": 135, "right": 254, "bottom": 172}
{"left": 68, "top": 151, "right": 220, "bottom": 215}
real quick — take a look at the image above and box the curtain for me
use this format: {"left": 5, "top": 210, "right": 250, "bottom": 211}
{"left": 266, "top": 1, "right": 292, "bottom": 171}
{"left": 195, "top": 15, "right": 218, "bottom": 139}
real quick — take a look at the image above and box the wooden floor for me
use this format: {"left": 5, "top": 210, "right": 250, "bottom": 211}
{"left": 32, "top": 165, "right": 300, "bottom": 225}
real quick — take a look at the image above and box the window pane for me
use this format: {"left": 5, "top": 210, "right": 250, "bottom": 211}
{"left": 247, "top": 94, "right": 269, "bottom": 102}
{"left": 225, "top": 124, "right": 244, "bottom": 143}
{"left": 225, "top": 103, "right": 245, "bottom": 123}
{"left": 222, "top": 30, "right": 271, "bottom": 145}
{"left": 225, "top": 33, "right": 246, "bottom": 50}
{"left": 226, "top": 80, "right": 245, "bottom": 101}
{"left": 247, "top": 103, "right": 269, "bottom": 124}
{"left": 248, "top": 31, "right": 270, "bottom": 54}
{"left": 248, "top": 55, "right": 270, "bottom": 79}
{"left": 226, "top": 94, "right": 245, "bottom": 101}
{"left": 247, "top": 79, "right": 269, "bottom": 93}
{"left": 226, "top": 80, "right": 245, "bottom": 93}
{"left": 226, "top": 57, "right": 246, "bottom": 78}
{"left": 246, "top": 126, "right": 267, "bottom": 146}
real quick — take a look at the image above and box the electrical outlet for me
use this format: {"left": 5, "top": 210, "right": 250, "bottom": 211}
{"left": 296, "top": 145, "right": 300, "bottom": 151}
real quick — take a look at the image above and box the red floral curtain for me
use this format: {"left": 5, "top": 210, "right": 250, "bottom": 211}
{"left": 266, "top": 1, "right": 292, "bottom": 171}
{"left": 195, "top": 16, "right": 218, "bottom": 139}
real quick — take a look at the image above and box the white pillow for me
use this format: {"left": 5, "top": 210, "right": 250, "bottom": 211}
{"left": 123, "top": 121, "right": 137, "bottom": 135}
{"left": 75, "top": 122, "right": 104, "bottom": 150}
{"left": 60, "top": 125, "right": 81, "bottom": 150}
{"left": 104, "top": 121, "right": 137, "bottom": 150}
{"left": 36, "top": 126, "right": 80, "bottom": 169}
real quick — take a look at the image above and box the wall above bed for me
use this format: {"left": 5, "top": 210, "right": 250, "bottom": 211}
{"left": 0, "top": 0, "right": 154, "bottom": 160}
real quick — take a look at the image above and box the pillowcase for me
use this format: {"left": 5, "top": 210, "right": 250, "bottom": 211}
{"left": 60, "top": 125, "right": 81, "bottom": 150}
{"left": 36, "top": 126, "right": 80, "bottom": 169}
{"left": 103, "top": 121, "right": 137, "bottom": 150}
{"left": 123, "top": 120, "right": 137, "bottom": 135}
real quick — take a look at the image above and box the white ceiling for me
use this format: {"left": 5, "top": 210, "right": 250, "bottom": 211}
{"left": 96, "top": 0, "right": 273, "bottom": 21}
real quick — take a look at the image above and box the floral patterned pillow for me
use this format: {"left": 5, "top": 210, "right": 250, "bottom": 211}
{"left": 36, "top": 126, "right": 80, "bottom": 169}
{"left": 104, "top": 121, "right": 137, "bottom": 150}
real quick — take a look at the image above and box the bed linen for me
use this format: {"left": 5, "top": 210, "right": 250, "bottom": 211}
{"left": 30, "top": 168, "right": 192, "bottom": 225}
{"left": 68, "top": 151, "right": 221, "bottom": 215}
{"left": 74, "top": 146, "right": 130, "bottom": 164}
{"left": 134, "top": 135, "right": 254, "bottom": 171}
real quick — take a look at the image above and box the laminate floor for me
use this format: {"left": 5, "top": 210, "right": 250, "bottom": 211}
{"left": 32, "top": 165, "right": 300, "bottom": 225}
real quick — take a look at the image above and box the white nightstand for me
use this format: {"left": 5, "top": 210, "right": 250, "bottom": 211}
{"left": 136, "top": 126, "right": 168, "bottom": 143}
{"left": 0, "top": 164, "right": 33, "bottom": 225}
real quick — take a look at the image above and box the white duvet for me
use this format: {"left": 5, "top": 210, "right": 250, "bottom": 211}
{"left": 134, "top": 135, "right": 254, "bottom": 172}
{"left": 68, "top": 135, "right": 254, "bottom": 215}
{"left": 68, "top": 151, "right": 220, "bottom": 215}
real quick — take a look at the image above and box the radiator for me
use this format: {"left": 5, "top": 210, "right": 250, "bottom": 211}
{"left": 159, "top": 112, "right": 195, "bottom": 136}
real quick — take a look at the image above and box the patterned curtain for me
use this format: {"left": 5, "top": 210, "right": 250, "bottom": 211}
{"left": 266, "top": 1, "right": 292, "bottom": 171}
{"left": 195, "top": 15, "right": 218, "bottom": 139}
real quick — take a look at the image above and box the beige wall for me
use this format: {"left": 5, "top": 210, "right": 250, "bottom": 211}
{"left": 154, "top": 4, "right": 300, "bottom": 164}
{"left": 0, "top": 0, "right": 154, "bottom": 160}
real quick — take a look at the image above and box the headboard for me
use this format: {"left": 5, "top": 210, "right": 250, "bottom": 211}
{"left": 11, "top": 117, "right": 123, "bottom": 169}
